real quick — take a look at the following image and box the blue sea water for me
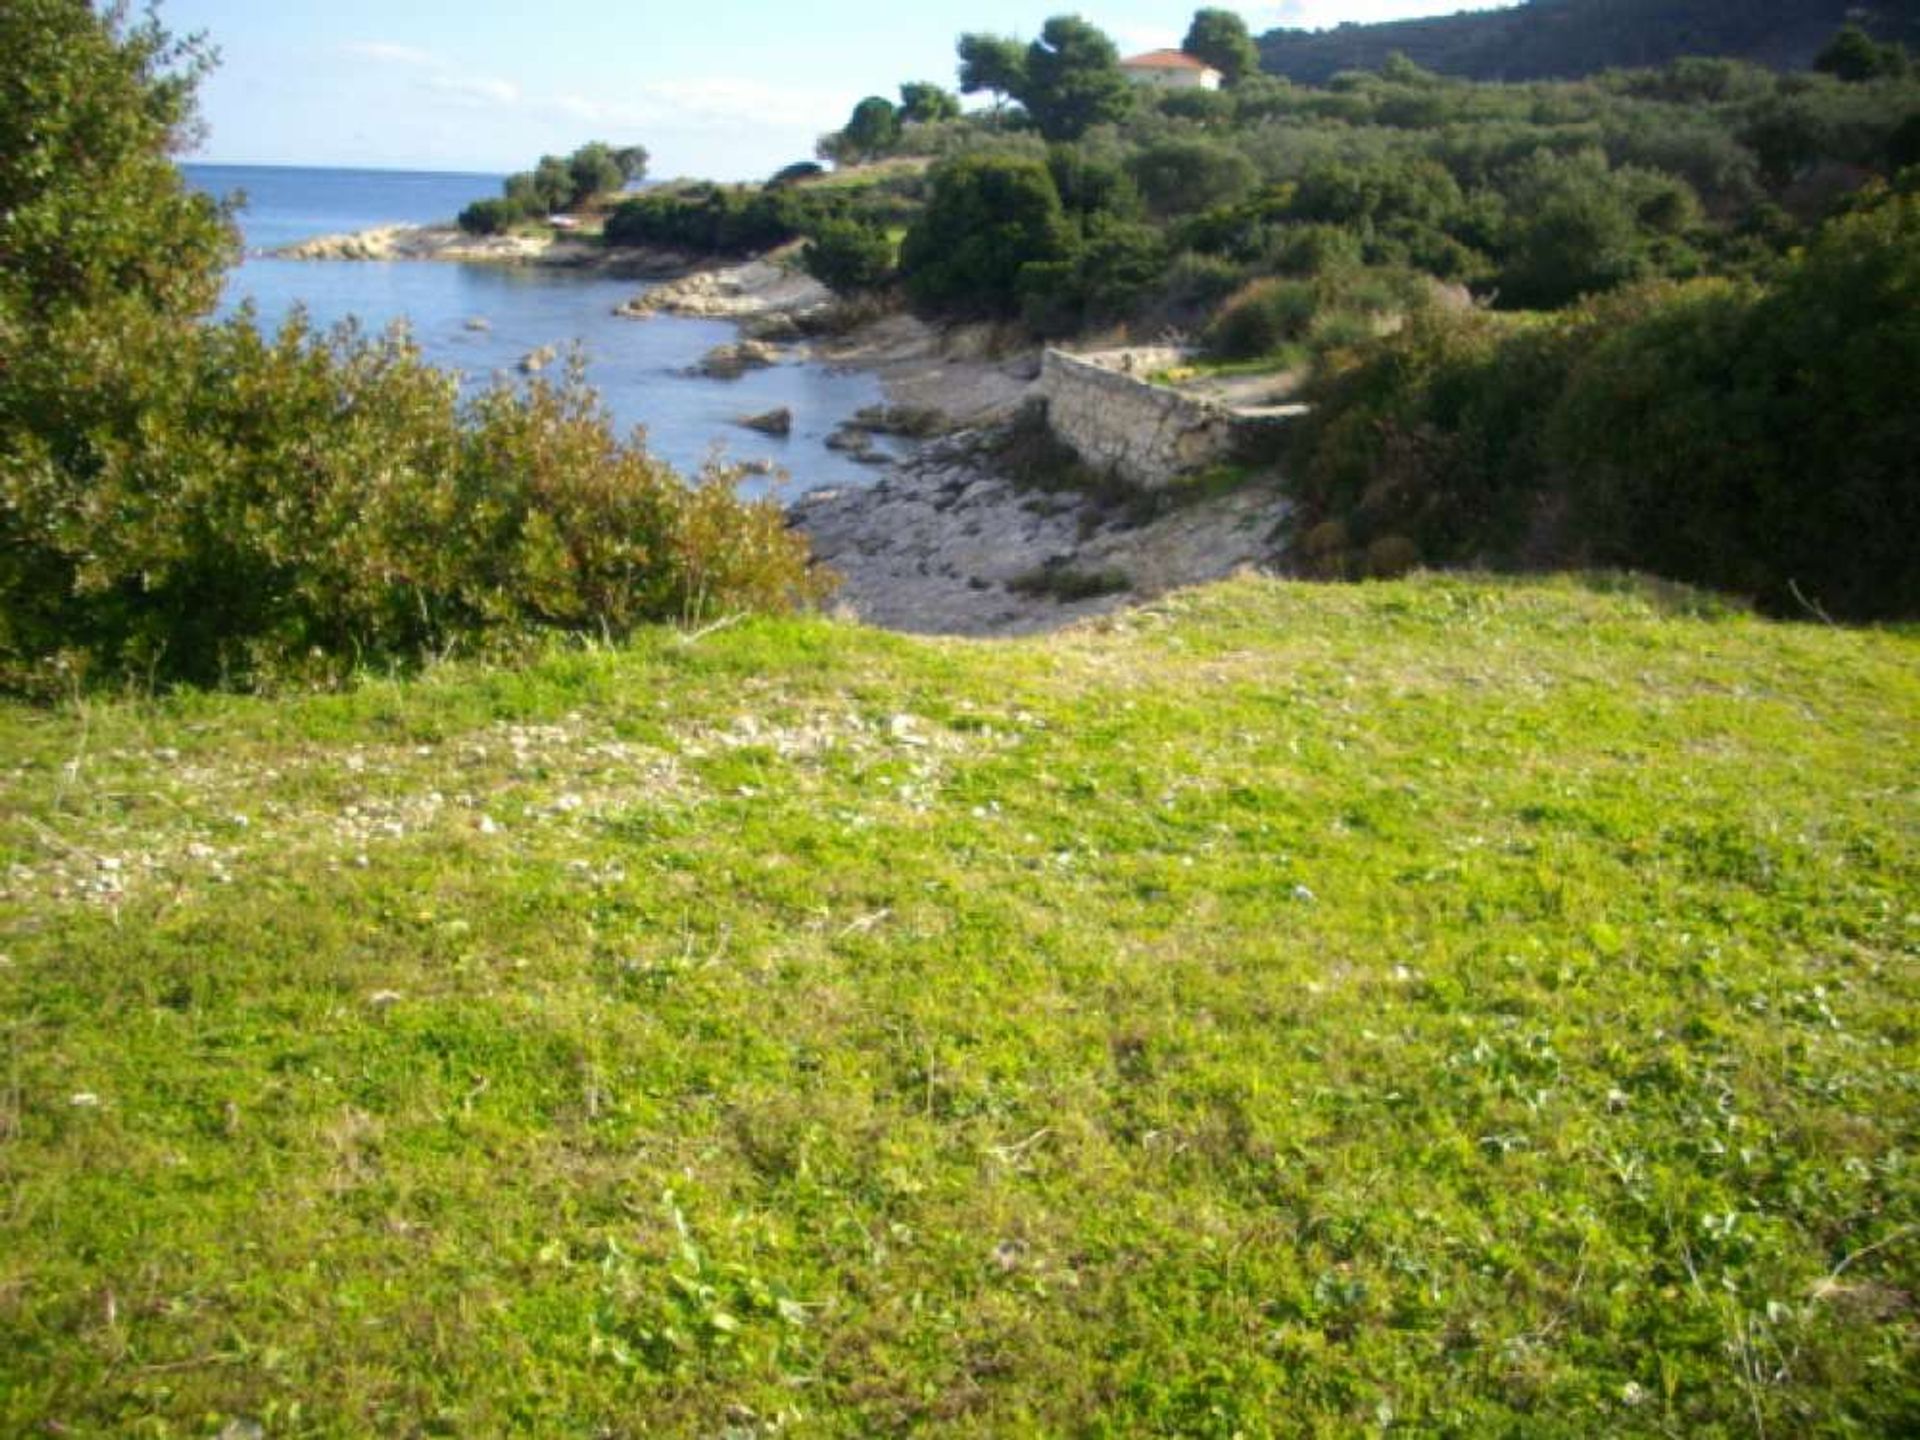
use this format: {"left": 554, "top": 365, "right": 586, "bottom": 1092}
{"left": 181, "top": 164, "right": 885, "bottom": 494}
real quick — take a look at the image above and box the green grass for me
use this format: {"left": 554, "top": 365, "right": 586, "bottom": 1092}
{"left": 2, "top": 575, "right": 1915, "bottom": 1436}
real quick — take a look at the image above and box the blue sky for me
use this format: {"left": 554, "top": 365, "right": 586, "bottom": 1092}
{"left": 165, "top": 2, "right": 1519, "bottom": 178}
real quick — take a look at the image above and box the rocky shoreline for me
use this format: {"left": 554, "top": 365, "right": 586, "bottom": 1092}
{"left": 270, "top": 223, "right": 696, "bottom": 278}
{"left": 793, "top": 430, "right": 1289, "bottom": 636}
{"left": 269, "top": 223, "right": 1291, "bottom": 634}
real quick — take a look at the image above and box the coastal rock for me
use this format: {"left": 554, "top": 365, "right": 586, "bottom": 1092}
{"left": 789, "top": 427, "right": 1291, "bottom": 637}
{"left": 847, "top": 404, "right": 949, "bottom": 438}
{"left": 738, "top": 406, "right": 793, "bottom": 436}
{"left": 824, "top": 424, "right": 874, "bottom": 456}
{"left": 694, "top": 341, "right": 781, "bottom": 380}
{"left": 464, "top": 316, "right": 492, "bottom": 332}
{"left": 273, "top": 223, "right": 598, "bottom": 267}
{"left": 618, "top": 255, "right": 832, "bottom": 322}
{"left": 518, "top": 344, "right": 558, "bottom": 374}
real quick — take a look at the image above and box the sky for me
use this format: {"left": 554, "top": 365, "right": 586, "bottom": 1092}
{"left": 163, "top": 2, "right": 1521, "bottom": 179}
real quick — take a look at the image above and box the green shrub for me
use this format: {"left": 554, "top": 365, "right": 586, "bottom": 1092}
{"left": 1128, "top": 139, "right": 1257, "bottom": 217}
{"left": 1205, "top": 279, "right": 1319, "bottom": 359}
{"left": 899, "top": 152, "right": 1073, "bottom": 317}
{"left": 1018, "top": 216, "right": 1166, "bottom": 337}
{"left": 801, "top": 219, "right": 895, "bottom": 294}
{"left": 0, "top": 315, "right": 829, "bottom": 690}
{"left": 0, "top": 0, "right": 235, "bottom": 327}
{"left": 457, "top": 198, "right": 526, "bottom": 235}
{"left": 605, "top": 188, "right": 813, "bottom": 254}
{"left": 1293, "top": 190, "right": 1920, "bottom": 618}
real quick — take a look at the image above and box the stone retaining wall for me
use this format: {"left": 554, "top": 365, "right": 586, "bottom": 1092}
{"left": 1037, "top": 348, "right": 1295, "bottom": 490}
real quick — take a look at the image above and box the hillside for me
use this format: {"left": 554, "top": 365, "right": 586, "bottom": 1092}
{"left": 1257, "top": 0, "right": 1920, "bottom": 84}
{"left": 3, "top": 575, "right": 1915, "bottom": 1434}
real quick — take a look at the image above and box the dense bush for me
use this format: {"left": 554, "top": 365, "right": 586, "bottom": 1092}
{"left": 1293, "top": 189, "right": 1920, "bottom": 617}
{"left": 1204, "top": 278, "right": 1318, "bottom": 359}
{"left": 1128, "top": 139, "right": 1258, "bottom": 217}
{"left": 0, "top": 0, "right": 235, "bottom": 327}
{"left": 899, "top": 153, "right": 1072, "bottom": 316}
{"left": 458, "top": 198, "right": 525, "bottom": 235}
{"left": 1, "top": 317, "right": 827, "bottom": 689}
{"left": 0, "top": 3, "right": 825, "bottom": 692}
{"left": 801, "top": 219, "right": 895, "bottom": 294}
{"left": 1019, "top": 217, "right": 1167, "bottom": 337}
{"left": 605, "top": 188, "right": 810, "bottom": 254}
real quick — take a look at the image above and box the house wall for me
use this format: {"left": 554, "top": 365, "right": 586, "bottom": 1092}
{"left": 1122, "top": 67, "right": 1222, "bottom": 90}
{"left": 1037, "top": 349, "right": 1295, "bottom": 491}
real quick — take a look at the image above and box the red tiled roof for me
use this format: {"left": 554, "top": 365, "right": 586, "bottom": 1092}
{"left": 1120, "top": 49, "right": 1213, "bottom": 71}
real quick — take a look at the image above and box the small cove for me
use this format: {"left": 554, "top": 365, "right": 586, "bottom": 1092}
{"left": 184, "top": 164, "right": 888, "bottom": 497}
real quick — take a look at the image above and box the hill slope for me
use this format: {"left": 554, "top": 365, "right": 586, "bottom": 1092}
{"left": 2, "top": 577, "right": 1916, "bottom": 1433}
{"left": 1257, "top": 0, "right": 1920, "bottom": 83}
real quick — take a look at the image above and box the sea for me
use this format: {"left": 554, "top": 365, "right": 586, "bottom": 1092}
{"left": 180, "top": 164, "right": 887, "bottom": 495}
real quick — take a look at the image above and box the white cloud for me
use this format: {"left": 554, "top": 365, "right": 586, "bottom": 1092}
{"left": 425, "top": 74, "right": 522, "bottom": 106}
{"left": 541, "top": 77, "right": 852, "bottom": 136}
{"left": 339, "top": 41, "right": 438, "bottom": 67}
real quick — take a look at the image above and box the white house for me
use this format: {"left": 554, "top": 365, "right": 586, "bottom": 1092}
{"left": 1119, "top": 50, "right": 1223, "bottom": 91}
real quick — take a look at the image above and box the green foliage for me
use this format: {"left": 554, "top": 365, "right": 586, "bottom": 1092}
{"left": 1257, "top": 0, "right": 1920, "bottom": 86}
{"left": 1549, "top": 190, "right": 1920, "bottom": 619}
{"left": 1204, "top": 277, "right": 1318, "bottom": 359}
{"left": 957, "top": 32, "right": 1028, "bottom": 102}
{"left": 492, "top": 143, "right": 638, "bottom": 218}
{"left": 0, "top": 0, "right": 235, "bottom": 329}
{"left": 532, "top": 155, "right": 574, "bottom": 211}
{"left": 840, "top": 96, "right": 899, "bottom": 161}
{"left": 1497, "top": 150, "right": 1702, "bottom": 308}
{"left": 767, "top": 160, "right": 826, "bottom": 187}
{"left": 1128, "top": 137, "right": 1257, "bottom": 217}
{"left": 1183, "top": 7, "right": 1261, "bottom": 87}
{"left": 611, "top": 144, "right": 650, "bottom": 183}
{"left": 1020, "top": 15, "right": 1136, "bottom": 142}
{"left": 566, "top": 142, "right": 626, "bottom": 206}
{"left": 898, "top": 81, "right": 961, "bottom": 125}
{"left": 0, "top": 316, "right": 826, "bottom": 689}
{"left": 1296, "top": 191, "right": 1920, "bottom": 617}
{"left": 457, "top": 197, "right": 526, "bottom": 235}
{"left": 899, "top": 152, "right": 1072, "bottom": 316}
{"left": 1815, "top": 24, "right": 1910, "bottom": 83}
{"left": 1046, "top": 144, "right": 1145, "bottom": 221}
{"left": 0, "top": 6, "right": 822, "bottom": 692}
{"left": 604, "top": 187, "right": 811, "bottom": 254}
{"left": 800, "top": 218, "right": 895, "bottom": 294}
{"left": 1019, "top": 216, "right": 1167, "bottom": 337}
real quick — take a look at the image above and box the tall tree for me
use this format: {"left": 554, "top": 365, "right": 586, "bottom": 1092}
{"left": 1814, "top": 24, "right": 1909, "bottom": 82}
{"left": 841, "top": 96, "right": 900, "bottom": 161}
{"left": 899, "top": 153, "right": 1073, "bottom": 316}
{"left": 1021, "top": 15, "right": 1133, "bottom": 142}
{"left": 0, "top": 0, "right": 233, "bottom": 326}
{"left": 1182, "top": 8, "right": 1260, "bottom": 86}
{"left": 898, "top": 82, "right": 961, "bottom": 126}
{"left": 612, "top": 145, "right": 650, "bottom": 184}
{"left": 957, "top": 33, "right": 1027, "bottom": 105}
{"left": 565, "top": 143, "right": 624, "bottom": 207}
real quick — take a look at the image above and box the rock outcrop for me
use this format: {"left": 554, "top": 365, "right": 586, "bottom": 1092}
{"left": 738, "top": 407, "right": 793, "bottom": 436}
{"left": 693, "top": 341, "right": 782, "bottom": 379}
{"left": 790, "top": 429, "right": 1290, "bottom": 636}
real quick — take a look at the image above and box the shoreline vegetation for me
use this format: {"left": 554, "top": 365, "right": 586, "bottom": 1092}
{"left": 255, "top": 1, "right": 1920, "bottom": 629}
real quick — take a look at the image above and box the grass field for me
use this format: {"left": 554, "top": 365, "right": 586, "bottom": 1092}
{"left": 2, "top": 575, "right": 1914, "bottom": 1436}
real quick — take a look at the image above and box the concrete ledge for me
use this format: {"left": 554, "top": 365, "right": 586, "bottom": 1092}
{"left": 1037, "top": 348, "right": 1302, "bottom": 490}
